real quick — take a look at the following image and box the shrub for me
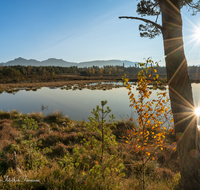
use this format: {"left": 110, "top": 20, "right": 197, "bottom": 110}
{"left": 122, "top": 58, "right": 175, "bottom": 190}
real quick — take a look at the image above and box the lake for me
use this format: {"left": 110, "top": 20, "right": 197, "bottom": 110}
{"left": 0, "top": 82, "right": 200, "bottom": 123}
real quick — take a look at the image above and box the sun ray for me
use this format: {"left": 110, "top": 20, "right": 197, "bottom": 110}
{"left": 173, "top": 111, "right": 195, "bottom": 126}
{"left": 185, "top": 35, "right": 200, "bottom": 54}
{"left": 165, "top": 21, "right": 182, "bottom": 29}
{"left": 163, "top": 37, "right": 184, "bottom": 51}
{"left": 175, "top": 114, "right": 198, "bottom": 148}
{"left": 168, "top": 86, "right": 195, "bottom": 110}
{"left": 166, "top": 0, "right": 180, "bottom": 14}
{"left": 164, "top": 36, "right": 183, "bottom": 42}
{"left": 165, "top": 44, "right": 184, "bottom": 57}
{"left": 182, "top": 13, "right": 199, "bottom": 29}
{"left": 171, "top": 102, "right": 195, "bottom": 112}
{"left": 173, "top": 111, "right": 196, "bottom": 117}
{"left": 180, "top": 12, "right": 200, "bottom": 65}
{"left": 167, "top": 58, "right": 186, "bottom": 86}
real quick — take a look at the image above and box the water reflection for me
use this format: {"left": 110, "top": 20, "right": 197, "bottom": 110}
{"left": 0, "top": 83, "right": 199, "bottom": 122}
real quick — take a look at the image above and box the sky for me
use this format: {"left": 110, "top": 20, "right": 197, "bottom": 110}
{"left": 1, "top": 0, "right": 200, "bottom": 66}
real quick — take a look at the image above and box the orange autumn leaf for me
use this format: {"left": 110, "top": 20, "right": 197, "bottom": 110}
{"left": 141, "top": 147, "right": 145, "bottom": 150}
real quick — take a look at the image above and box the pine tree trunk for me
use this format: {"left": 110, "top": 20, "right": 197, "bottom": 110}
{"left": 160, "top": 0, "right": 200, "bottom": 189}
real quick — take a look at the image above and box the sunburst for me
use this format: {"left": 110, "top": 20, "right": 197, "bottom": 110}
{"left": 195, "top": 107, "right": 200, "bottom": 116}
{"left": 192, "top": 25, "right": 200, "bottom": 43}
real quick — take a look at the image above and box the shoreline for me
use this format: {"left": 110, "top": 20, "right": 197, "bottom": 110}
{"left": 0, "top": 75, "right": 198, "bottom": 92}
{"left": 0, "top": 79, "right": 119, "bottom": 91}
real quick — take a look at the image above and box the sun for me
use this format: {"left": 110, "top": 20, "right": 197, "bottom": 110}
{"left": 195, "top": 107, "right": 200, "bottom": 116}
{"left": 191, "top": 20, "right": 200, "bottom": 43}
{"left": 194, "top": 27, "right": 200, "bottom": 42}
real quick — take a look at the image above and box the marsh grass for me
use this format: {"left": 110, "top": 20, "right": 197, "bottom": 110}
{"left": 0, "top": 108, "right": 181, "bottom": 190}
{"left": 0, "top": 79, "right": 113, "bottom": 92}
{"left": 44, "top": 110, "right": 66, "bottom": 124}
{"left": 0, "top": 80, "right": 129, "bottom": 95}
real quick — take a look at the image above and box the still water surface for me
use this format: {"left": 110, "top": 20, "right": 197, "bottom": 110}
{"left": 0, "top": 83, "right": 200, "bottom": 122}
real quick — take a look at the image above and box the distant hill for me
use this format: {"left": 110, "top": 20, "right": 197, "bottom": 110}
{"left": 1, "top": 57, "right": 77, "bottom": 67}
{"left": 77, "top": 60, "right": 138, "bottom": 68}
{"left": 0, "top": 57, "right": 139, "bottom": 68}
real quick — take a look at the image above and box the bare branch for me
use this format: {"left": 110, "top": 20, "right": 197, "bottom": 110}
{"left": 119, "top": 16, "right": 162, "bottom": 30}
{"left": 152, "top": 2, "right": 159, "bottom": 10}
{"left": 184, "top": 1, "right": 200, "bottom": 15}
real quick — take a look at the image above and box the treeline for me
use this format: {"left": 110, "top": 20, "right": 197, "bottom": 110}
{"left": 0, "top": 65, "right": 127, "bottom": 77}
{"left": 0, "top": 65, "right": 166, "bottom": 78}
{"left": 0, "top": 64, "right": 199, "bottom": 79}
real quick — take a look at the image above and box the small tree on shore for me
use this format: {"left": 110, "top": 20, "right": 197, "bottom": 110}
{"left": 122, "top": 58, "right": 174, "bottom": 190}
{"left": 59, "top": 101, "right": 125, "bottom": 189}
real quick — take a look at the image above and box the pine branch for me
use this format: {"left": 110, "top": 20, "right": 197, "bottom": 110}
{"left": 119, "top": 16, "right": 162, "bottom": 30}
{"left": 188, "top": 1, "right": 200, "bottom": 9}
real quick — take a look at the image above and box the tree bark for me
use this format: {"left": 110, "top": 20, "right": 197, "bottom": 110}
{"left": 160, "top": 0, "right": 200, "bottom": 189}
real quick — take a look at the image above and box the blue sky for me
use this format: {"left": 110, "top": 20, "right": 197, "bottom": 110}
{"left": 0, "top": 0, "right": 200, "bottom": 66}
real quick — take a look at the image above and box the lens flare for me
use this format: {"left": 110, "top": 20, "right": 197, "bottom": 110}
{"left": 194, "top": 27, "right": 200, "bottom": 43}
{"left": 195, "top": 108, "right": 200, "bottom": 116}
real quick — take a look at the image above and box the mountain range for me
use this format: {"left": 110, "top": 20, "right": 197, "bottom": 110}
{"left": 0, "top": 57, "right": 139, "bottom": 68}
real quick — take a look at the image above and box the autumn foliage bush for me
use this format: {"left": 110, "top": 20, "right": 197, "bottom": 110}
{"left": 122, "top": 58, "right": 175, "bottom": 190}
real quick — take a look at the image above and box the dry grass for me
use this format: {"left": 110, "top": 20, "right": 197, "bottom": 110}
{"left": 0, "top": 111, "right": 181, "bottom": 190}
{"left": 0, "top": 119, "right": 18, "bottom": 150}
